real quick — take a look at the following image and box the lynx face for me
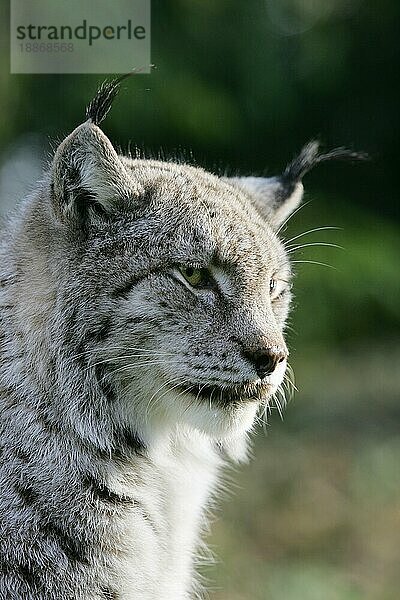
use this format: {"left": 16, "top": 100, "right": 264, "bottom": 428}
{"left": 77, "top": 159, "right": 293, "bottom": 440}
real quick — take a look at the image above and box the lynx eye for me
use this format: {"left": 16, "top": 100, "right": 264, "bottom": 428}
{"left": 269, "top": 278, "right": 277, "bottom": 294}
{"left": 179, "top": 266, "right": 212, "bottom": 289}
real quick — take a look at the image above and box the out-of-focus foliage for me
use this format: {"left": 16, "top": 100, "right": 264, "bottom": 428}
{"left": 0, "top": 1, "right": 398, "bottom": 598}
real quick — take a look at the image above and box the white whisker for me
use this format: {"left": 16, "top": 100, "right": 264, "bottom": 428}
{"left": 287, "top": 242, "right": 343, "bottom": 253}
{"left": 283, "top": 226, "right": 341, "bottom": 246}
{"left": 291, "top": 259, "right": 337, "bottom": 270}
{"left": 276, "top": 200, "right": 311, "bottom": 235}
{"left": 145, "top": 376, "right": 183, "bottom": 420}
{"left": 85, "top": 357, "right": 170, "bottom": 372}
{"left": 274, "top": 392, "right": 284, "bottom": 421}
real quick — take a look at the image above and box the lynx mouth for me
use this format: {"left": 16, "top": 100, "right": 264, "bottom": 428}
{"left": 177, "top": 381, "right": 273, "bottom": 406}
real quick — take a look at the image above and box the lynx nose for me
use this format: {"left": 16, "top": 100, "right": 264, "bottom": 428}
{"left": 244, "top": 347, "right": 287, "bottom": 380}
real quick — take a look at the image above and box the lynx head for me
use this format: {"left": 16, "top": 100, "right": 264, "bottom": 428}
{"left": 37, "top": 77, "right": 361, "bottom": 450}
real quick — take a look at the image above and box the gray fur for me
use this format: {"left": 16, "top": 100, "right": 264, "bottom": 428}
{"left": 0, "top": 81, "right": 341, "bottom": 599}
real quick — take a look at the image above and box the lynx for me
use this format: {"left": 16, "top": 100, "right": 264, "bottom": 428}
{"left": 0, "top": 77, "right": 360, "bottom": 599}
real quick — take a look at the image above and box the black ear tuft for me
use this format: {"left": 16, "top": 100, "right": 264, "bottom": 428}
{"left": 86, "top": 73, "right": 134, "bottom": 126}
{"left": 282, "top": 140, "right": 369, "bottom": 184}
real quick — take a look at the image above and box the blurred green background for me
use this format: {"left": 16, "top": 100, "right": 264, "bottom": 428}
{"left": 0, "top": 1, "right": 399, "bottom": 598}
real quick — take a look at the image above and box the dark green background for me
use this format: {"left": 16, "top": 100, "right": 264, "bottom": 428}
{"left": 0, "top": 1, "right": 399, "bottom": 598}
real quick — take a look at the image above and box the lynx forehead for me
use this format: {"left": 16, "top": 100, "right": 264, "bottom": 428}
{"left": 0, "top": 76, "right": 360, "bottom": 599}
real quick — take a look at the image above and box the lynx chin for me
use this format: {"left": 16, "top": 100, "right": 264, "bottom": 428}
{"left": 0, "top": 77, "right": 361, "bottom": 599}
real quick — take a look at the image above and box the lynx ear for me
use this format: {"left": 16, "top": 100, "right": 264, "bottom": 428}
{"left": 226, "top": 141, "right": 366, "bottom": 229}
{"left": 51, "top": 75, "right": 140, "bottom": 223}
{"left": 50, "top": 121, "right": 139, "bottom": 223}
